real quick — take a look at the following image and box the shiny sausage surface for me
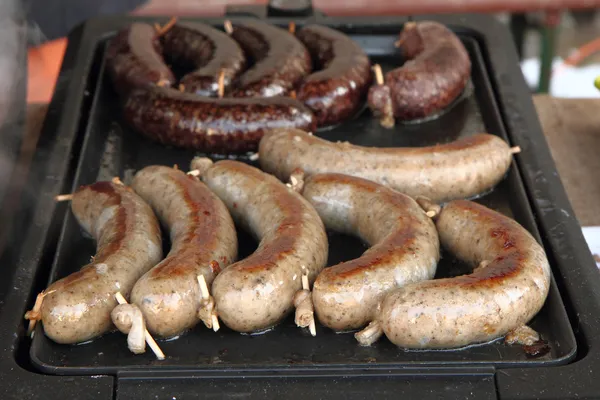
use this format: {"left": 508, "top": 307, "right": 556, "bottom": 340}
{"left": 259, "top": 128, "right": 514, "bottom": 203}
{"left": 39, "top": 182, "right": 163, "bottom": 344}
{"left": 130, "top": 166, "right": 237, "bottom": 338}
{"left": 303, "top": 174, "right": 439, "bottom": 331}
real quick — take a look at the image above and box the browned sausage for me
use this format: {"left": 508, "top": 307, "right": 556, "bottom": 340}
{"left": 357, "top": 200, "right": 551, "bottom": 349}
{"left": 229, "top": 20, "right": 312, "bottom": 97}
{"left": 259, "top": 128, "right": 517, "bottom": 203}
{"left": 123, "top": 86, "right": 316, "bottom": 153}
{"left": 368, "top": 21, "right": 471, "bottom": 124}
{"left": 193, "top": 159, "right": 328, "bottom": 333}
{"left": 302, "top": 173, "right": 439, "bottom": 331}
{"left": 105, "top": 23, "right": 175, "bottom": 94}
{"left": 296, "top": 25, "right": 372, "bottom": 126}
{"left": 161, "top": 22, "right": 246, "bottom": 97}
{"left": 129, "top": 166, "right": 238, "bottom": 338}
{"left": 31, "top": 182, "right": 163, "bottom": 344}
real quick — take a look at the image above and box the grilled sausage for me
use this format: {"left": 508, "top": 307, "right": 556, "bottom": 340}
{"left": 229, "top": 20, "right": 312, "bottom": 97}
{"left": 161, "top": 22, "right": 246, "bottom": 97}
{"left": 35, "top": 182, "right": 163, "bottom": 344}
{"left": 123, "top": 86, "right": 316, "bottom": 153}
{"left": 358, "top": 200, "right": 551, "bottom": 349}
{"left": 368, "top": 21, "right": 471, "bottom": 124}
{"left": 259, "top": 129, "right": 517, "bottom": 203}
{"left": 192, "top": 158, "right": 328, "bottom": 333}
{"left": 296, "top": 25, "right": 372, "bottom": 126}
{"left": 303, "top": 174, "right": 439, "bottom": 331}
{"left": 129, "top": 166, "right": 237, "bottom": 338}
{"left": 105, "top": 23, "right": 175, "bottom": 94}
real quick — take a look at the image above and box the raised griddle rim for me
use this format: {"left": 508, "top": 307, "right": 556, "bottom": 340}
{"left": 0, "top": 11, "right": 596, "bottom": 400}
{"left": 26, "top": 23, "right": 577, "bottom": 374}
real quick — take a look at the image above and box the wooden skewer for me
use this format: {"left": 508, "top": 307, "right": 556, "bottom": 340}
{"left": 112, "top": 177, "right": 124, "bottom": 186}
{"left": 224, "top": 20, "right": 233, "bottom": 34}
{"left": 197, "top": 275, "right": 220, "bottom": 332}
{"left": 373, "top": 64, "right": 384, "bottom": 85}
{"left": 187, "top": 170, "right": 200, "bottom": 177}
{"left": 154, "top": 17, "right": 177, "bottom": 37}
{"left": 217, "top": 69, "right": 225, "bottom": 98}
{"left": 115, "top": 292, "right": 165, "bottom": 360}
{"left": 510, "top": 146, "right": 521, "bottom": 155}
{"left": 24, "top": 290, "right": 56, "bottom": 336}
{"left": 173, "top": 164, "right": 179, "bottom": 170}
{"left": 301, "top": 274, "right": 316, "bottom": 336}
{"left": 289, "top": 21, "right": 296, "bottom": 34}
{"left": 55, "top": 194, "right": 73, "bottom": 202}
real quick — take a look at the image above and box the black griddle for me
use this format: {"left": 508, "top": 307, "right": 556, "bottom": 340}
{"left": 0, "top": 5, "right": 599, "bottom": 400}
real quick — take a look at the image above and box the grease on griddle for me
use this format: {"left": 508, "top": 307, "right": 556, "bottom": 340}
{"left": 523, "top": 340, "right": 551, "bottom": 358}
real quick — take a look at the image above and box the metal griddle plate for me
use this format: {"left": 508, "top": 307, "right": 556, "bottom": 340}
{"left": 1, "top": 10, "right": 598, "bottom": 400}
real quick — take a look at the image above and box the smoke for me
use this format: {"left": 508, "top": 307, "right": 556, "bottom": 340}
{"left": 0, "top": 0, "right": 27, "bottom": 256}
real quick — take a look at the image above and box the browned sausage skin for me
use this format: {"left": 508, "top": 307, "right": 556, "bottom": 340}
{"left": 161, "top": 22, "right": 246, "bottom": 97}
{"left": 32, "top": 182, "right": 163, "bottom": 344}
{"left": 105, "top": 23, "right": 175, "bottom": 94}
{"left": 128, "top": 166, "right": 237, "bottom": 338}
{"left": 302, "top": 174, "right": 439, "bottom": 332}
{"left": 192, "top": 158, "right": 328, "bottom": 333}
{"left": 123, "top": 86, "right": 316, "bottom": 153}
{"left": 259, "top": 128, "right": 517, "bottom": 203}
{"left": 296, "top": 25, "right": 372, "bottom": 126}
{"left": 356, "top": 200, "right": 551, "bottom": 349}
{"left": 368, "top": 21, "right": 471, "bottom": 124}
{"left": 229, "top": 20, "right": 312, "bottom": 97}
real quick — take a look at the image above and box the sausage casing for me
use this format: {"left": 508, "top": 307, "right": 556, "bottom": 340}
{"left": 123, "top": 86, "right": 316, "bottom": 153}
{"left": 198, "top": 160, "right": 328, "bottom": 333}
{"left": 230, "top": 20, "right": 312, "bottom": 97}
{"left": 259, "top": 128, "right": 514, "bottom": 203}
{"left": 368, "top": 21, "right": 471, "bottom": 121}
{"left": 296, "top": 25, "right": 372, "bottom": 126}
{"left": 39, "top": 182, "right": 163, "bottom": 344}
{"left": 130, "top": 166, "right": 237, "bottom": 338}
{"left": 378, "top": 200, "right": 551, "bottom": 348}
{"left": 105, "top": 23, "right": 175, "bottom": 94}
{"left": 161, "top": 22, "right": 246, "bottom": 97}
{"left": 303, "top": 174, "right": 439, "bottom": 331}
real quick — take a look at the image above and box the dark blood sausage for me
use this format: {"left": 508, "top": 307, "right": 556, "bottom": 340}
{"left": 229, "top": 20, "right": 312, "bottom": 97}
{"left": 161, "top": 22, "right": 246, "bottom": 97}
{"left": 194, "top": 159, "right": 328, "bottom": 333}
{"left": 303, "top": 174, "right": 439, "bottom": 332}
{"left": 35, "top": 182, "right": 163, "bottom": 344}
{"left": 259, "top": 129, "right": 516, "bottom": 203}
{"left": 123, "top": 86, "right": 317, "bottom": 153}
{"left": 357, "top": 200, "right": 551, "bottom": 348}
{"left": 105, "top": 23, "right": 175, "bottom": 94}
{"left": 368, "top": 21, "right": 471, "bottom": 122}
{"left": 296, "top": 25, "right": 372, "bottom": 126}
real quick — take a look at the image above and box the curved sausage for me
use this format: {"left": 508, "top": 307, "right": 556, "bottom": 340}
{"left": 368, "top": 21, "right": 471, "bottom": 124}
{"left": 34, "top": 182, "right": 163, "bottom": 344}
{"left": 129, "top": 166, "right": 238, "bottom": 338}
{"left": 123, "top": 86, "right": 316, "bottom": 153}
{"left": 259, "top": 128, "right": 517, "bottom": 203}
{"left": 359, "top": 200, "right": 551, "bottom": 349}
{"left": 229, "top": 20, "right": 312, "bottom": 97}
{"left": 192, "top": 158, "right": 328, "bottom": 333}
{"left": 302, "top": 174, "right": 439, "bottom": 331}
{"left": 296, "top": 25, "right": 372, "bottom": 126}
{"left": 105, "top": 23, "right": 175, "bottom": 94}
{"left": 161, "top": 22, "right": 246, "bottom": 97}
